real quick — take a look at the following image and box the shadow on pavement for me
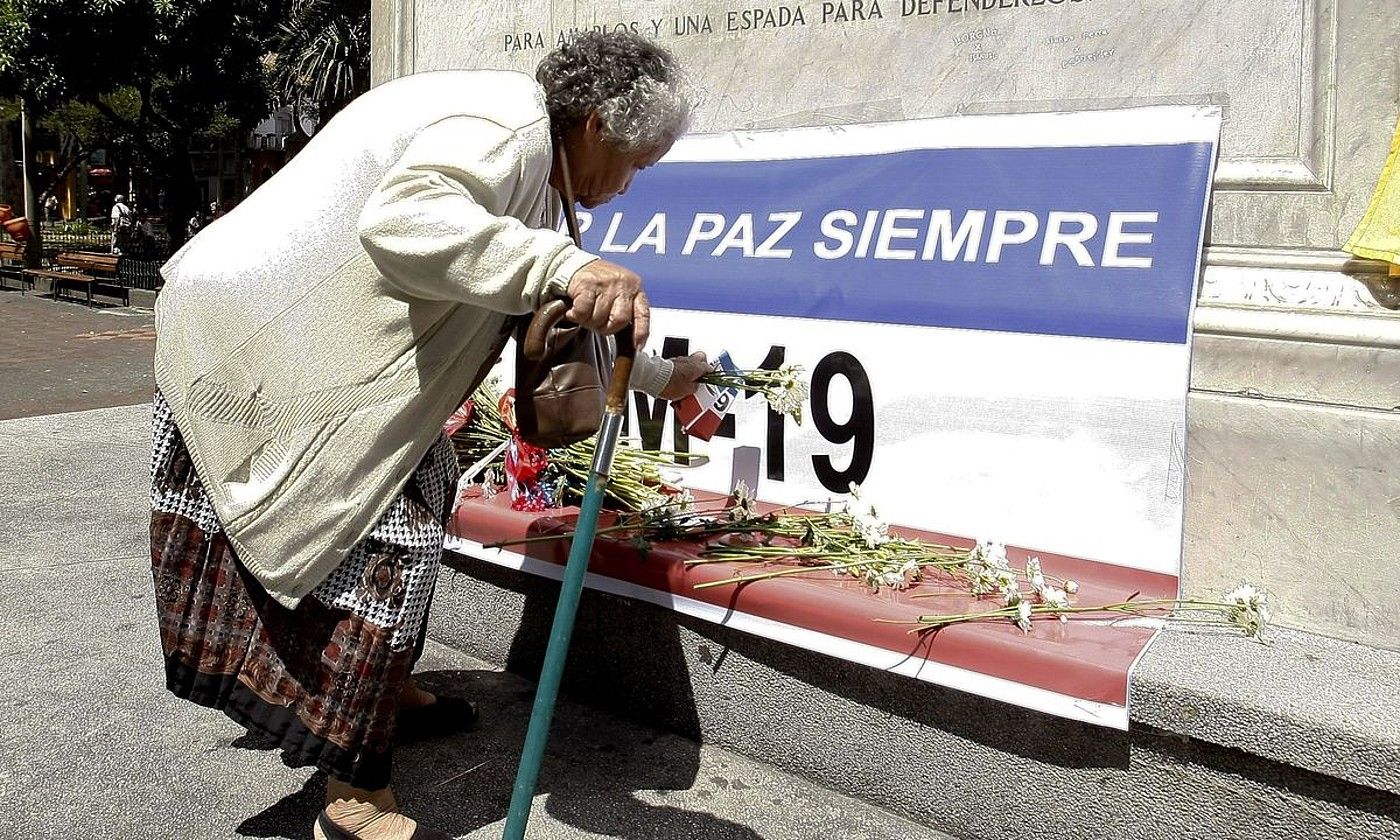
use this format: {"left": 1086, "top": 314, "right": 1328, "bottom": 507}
{"left": 235, "top": 590, "right": 757, "bottom": 839}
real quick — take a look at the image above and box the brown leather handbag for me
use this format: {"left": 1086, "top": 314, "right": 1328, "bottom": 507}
{"left": 512, "top": 144, "right": 613, "bottom": 449}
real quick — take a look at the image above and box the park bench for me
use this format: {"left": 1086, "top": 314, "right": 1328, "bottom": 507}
{"left": 0, "top": 243, "right": 34, "bottom": 294}
{"left": 23, "top": 251, "right": 130, "bottom": 308}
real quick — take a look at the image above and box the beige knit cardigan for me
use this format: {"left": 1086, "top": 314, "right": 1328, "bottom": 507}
{"left": 154, "top": 70, "right": 670, "bottom": 607}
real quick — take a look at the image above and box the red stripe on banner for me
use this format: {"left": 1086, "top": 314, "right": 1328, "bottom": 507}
{"left": 449, "top": 492, "right": 1177, "bottom": 711}
{"left": 684, "top": 409, "right": 724, "bottom": 441}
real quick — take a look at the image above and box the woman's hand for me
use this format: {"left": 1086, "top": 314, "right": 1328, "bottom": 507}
{"left": 659, "top": 351, "right": 709, "bottom": 400}
{"left": 565, "top": 258, "right": 651, "bottom": 349}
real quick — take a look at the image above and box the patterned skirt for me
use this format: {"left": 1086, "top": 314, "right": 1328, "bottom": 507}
{"left": 148, "top": 392, "right": 459, "bottom": 789}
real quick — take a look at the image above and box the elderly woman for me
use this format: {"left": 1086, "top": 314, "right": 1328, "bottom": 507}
{"left": 150, "top": 32, "right": 701, "bottom": 840}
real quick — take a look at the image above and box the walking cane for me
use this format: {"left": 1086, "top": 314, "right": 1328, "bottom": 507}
{"left": 501, "top": 145, "right": 636, "bottom": 839}
{"left": 501, "top": 318, "right": 634, "bottom": 840}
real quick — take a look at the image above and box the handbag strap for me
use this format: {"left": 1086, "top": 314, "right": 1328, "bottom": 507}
{"left": 549, "top": 142, "right": 632, "bottom": 376}
{"left": 513, "top": 143, "right": 583, "bottom": 339}
{"left": 557, "top": 142, "right": 584, "bottom": 247}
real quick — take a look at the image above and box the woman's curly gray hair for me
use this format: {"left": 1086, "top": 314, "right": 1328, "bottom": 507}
{"left": 537, "top": 31, "right": 690, "bottom": 153}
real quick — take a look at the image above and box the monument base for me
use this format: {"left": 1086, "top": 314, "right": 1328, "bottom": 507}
{"left": 429, "top": 553, "right": 1399, "bottom": 840}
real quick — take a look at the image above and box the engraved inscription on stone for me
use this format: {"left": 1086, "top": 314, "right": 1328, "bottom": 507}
{"left": 412, "top": 0, "right": 1330, "bottom": 194}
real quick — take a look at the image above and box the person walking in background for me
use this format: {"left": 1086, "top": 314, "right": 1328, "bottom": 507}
{"left": 109, "top": 194, "right": 133, "bottom": 254}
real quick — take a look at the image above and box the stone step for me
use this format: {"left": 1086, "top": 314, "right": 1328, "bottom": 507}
{"left": 430, "top": 551, "right": 1400, "bottom": 840}
{"left": 9, "top": 403, "right": 1394, "bottom": 839}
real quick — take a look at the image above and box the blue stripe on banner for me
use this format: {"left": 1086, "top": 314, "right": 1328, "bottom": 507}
{"left": 578, "top": 143, "right": 1213, "bottom": 344}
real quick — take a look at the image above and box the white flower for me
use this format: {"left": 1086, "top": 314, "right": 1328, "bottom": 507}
{"left": 866, "top": 559, "right": 920, "bottom": 592}
{"left": 768, "top": 383, "right": 806, "bottom": 423}
{"left": 639, "top": 492, "right": 671, "bottom": 516}
{"left": 640, "top": 489, "right": 702, "bottom": 525}
{"left": 879, "top": 570, "right": 908, "bottom": 590}
{"left": 1000, "top": 582, "right": 1023, "bottom": 606}
{"left": 670, "top": 490, "right": 704, "bottom": 526}
{"left": 968, "top": 542, "right": 1016, "bottom": 597}
{"left": 841, "top": 485, "right": 889, "bottom": 548}
{"left": 968, "top": 567, "right": 997, "bottom": 596}
{"left": 1224, "top": 583, "right": 1262, "bottom": 603}
{"left": 1015, "top": 600, "right": 1033, "bottom": 633}
{"left": 1039, "top": 586, "right": 1070, "bottom": 610}
{"left": 762, "top": 365, "right": 809, "bottom": 423}
{"left": 1025, "top": 555, "right": 1047, "bottom": 594}
{"left": 852, "top": 507, "right": 890, "bottom": 549}
{"left": 1064, "top": 579, "right": 1080, "bottom": 595}
{"left": 977, "top": 540, "right": 1011, "bottom": 572}
{"left": 728, "top": 480, "right": 757, "bottom": 521}
{"left": 1223, "top": 583, "right": 1271, "bottom": 639}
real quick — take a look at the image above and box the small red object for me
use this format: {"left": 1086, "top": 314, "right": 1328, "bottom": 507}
{"left": 443, "top": 400, "right": 476, "bottom": 437}
{"left": 499, "top": 388, "right": 552, "bottom": 510}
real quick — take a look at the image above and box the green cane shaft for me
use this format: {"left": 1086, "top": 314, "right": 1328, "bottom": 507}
{"left": 501, "top": 466, "right": 610, "bottom": 839}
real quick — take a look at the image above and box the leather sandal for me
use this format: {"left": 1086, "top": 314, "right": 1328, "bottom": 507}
{"left": 395, "top": 693, "right": 480, "bottom": 744}
{"left": 314, "top": 809, "right": 454, "bottom": 840}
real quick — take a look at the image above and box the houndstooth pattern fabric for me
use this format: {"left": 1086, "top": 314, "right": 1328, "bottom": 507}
{"left": 150, "top": 394, "right": 224, "bottom": 535}
{"left": 310, "top": 435, "right": 458, "bottom": 649}
{"left": 149, "top": 392, "right": 459, "bottom": 650}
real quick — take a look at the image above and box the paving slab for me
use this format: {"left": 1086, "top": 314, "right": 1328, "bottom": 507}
{"left": 0, "top": 290, "right": 156, "bottom": 421}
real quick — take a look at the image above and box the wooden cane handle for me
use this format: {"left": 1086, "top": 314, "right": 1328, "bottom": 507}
{"left": 606, "top": 325, "right": 636, "bottom": 414}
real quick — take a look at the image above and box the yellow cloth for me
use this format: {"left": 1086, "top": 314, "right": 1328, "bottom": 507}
{"left": 1345, "top": 115, "right": 1400, "bottom": 268}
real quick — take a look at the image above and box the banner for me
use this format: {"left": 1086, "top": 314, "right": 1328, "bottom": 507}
{"left": 449, "top": 105, "right": 1220, "bottom": 726}
{"left": 587, "top": 105, "right": 1219, "bottom": 576}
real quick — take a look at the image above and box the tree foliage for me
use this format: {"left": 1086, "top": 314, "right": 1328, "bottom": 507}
{"left": 1, "top": 0, "right": 375, "bottom": 248}
{"left": 267, "top": 0, "right": 370, "bottom": 127}
{"left": 0, "top": 0, "right": 287, "bottom": 246}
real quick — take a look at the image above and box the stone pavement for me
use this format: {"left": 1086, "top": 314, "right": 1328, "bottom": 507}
{"left": 0, "top": 289, "right": 156, "bottom": 421}
{"left": 0, "top": 298, "right": 955, "bottom": 839}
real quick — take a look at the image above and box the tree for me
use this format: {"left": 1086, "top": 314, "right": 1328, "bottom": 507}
{"left": 3, "top": 95, "right": 130, "bottom": 210}
{"left": 267, "top": 0, "right": 370, "bottom": 130}
{"left": 0, "top": 0, "right": 285, "bottom": 250}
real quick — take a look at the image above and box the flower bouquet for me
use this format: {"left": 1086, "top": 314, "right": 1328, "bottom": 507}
{"left": 698, "top": 363, "right": 809, "bottom": 424}
{"left": 451, "top": 382, "right": 1271, "bottom": 642}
